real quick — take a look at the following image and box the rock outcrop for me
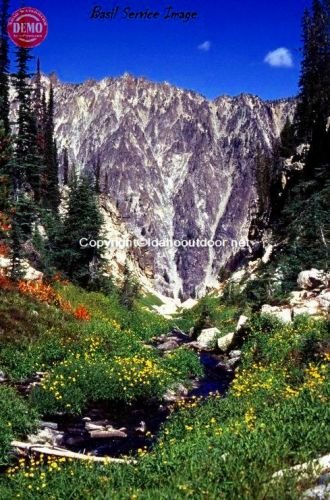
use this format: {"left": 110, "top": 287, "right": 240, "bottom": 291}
{"left": 297, "top": 269, "right": 329, "bottom": 290}
{"left": 41, "top": 74, "right": 293, "bottom": 299}
{"left": 261, "top": 269, "right": 330, "bottom": 322}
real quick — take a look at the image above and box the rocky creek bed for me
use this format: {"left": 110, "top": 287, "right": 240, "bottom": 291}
{"left": 23, "top": 353, "right": 233, "bottom": 460}
{"left": 1, "top": 326, "right": 238, "bottom": 461}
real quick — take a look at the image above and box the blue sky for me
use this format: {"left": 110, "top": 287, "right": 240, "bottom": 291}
{"left": 8, "top": 0, "right": 312, "bottom": 100}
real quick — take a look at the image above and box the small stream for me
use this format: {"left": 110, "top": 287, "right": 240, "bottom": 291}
{"left": 2, "top": 332, "right": 236, "bottom": 460}
{"left": 46, "top": 352, "right": 233, "bottom": 458}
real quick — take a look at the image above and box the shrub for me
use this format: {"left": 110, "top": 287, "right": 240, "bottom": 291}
{"left": 73, "top": 305, "right": 91, "bottom": 321}
{"left": 164, "top": 349, "right": 203, "bottom": 380}
{"left": 0, "top": 386, "right": 38, "bottom": 465}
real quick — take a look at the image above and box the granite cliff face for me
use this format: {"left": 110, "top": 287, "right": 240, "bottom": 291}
{"left": 50, "top": 74, "right": 293, "bottom": 299}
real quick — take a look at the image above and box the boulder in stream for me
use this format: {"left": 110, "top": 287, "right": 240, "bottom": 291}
{"left": 217, "top": 332, "right": 235, "bottom": 352}
{"left": 196, "top": 328, "right": 221, "bottom": 350}
{"left": 28, "top": 428, "right": 64, "bottom": 447}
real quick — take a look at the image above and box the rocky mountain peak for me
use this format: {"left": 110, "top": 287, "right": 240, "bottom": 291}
{"left": 49, "top": 74, "right": 295, "bottom": 300}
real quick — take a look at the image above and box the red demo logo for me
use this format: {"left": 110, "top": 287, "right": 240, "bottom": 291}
{"left": 7, "top": 7, "right": 48, "bottom": 48}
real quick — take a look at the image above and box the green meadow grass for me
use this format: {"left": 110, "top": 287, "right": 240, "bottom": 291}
{"left": 0, "top": 283, "right": 329, "bottom": 499}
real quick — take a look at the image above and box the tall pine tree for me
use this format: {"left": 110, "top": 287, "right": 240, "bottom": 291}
{"left": 62, "top": 147, "right": 69, "bottom": 185}
{"left": 12, "top": 47, "right": 41, "bottom": 198}
{"left": 0, "top": 0, "right": 10, "bottom": 135}
{"left": 296, "top": 1, "right": 330, "bottom": 143}
{"left": 33, "top": 58, "right": 46, "bottom": 153}
{"left": 42, "top": 84, "right": 60, "bottom": 211}
{"left": 0, "top": 0, "right": 10, "bottom": 211}
{"left": 56, "top": 175, "right": 104, "bottom": 287}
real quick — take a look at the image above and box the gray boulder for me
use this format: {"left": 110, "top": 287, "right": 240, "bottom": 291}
{"left": 28, "top": 428, "right": 64, "bottom": 447}
{"left": 229, "top": 350, "right": 242, "bottom": 359}
{"left": 157, "top": 340, "right": 179, "bottom": 352}
{"left": 197, "top": 328, "right": 221, "bottom": 350}
{"left": 318, "top": 290, "right": 330, "bottom": 313}
{"left": 297, "top": 269, "right": 327, "bottom": 290}
{"left": 217, "top": 332, "right": 235, "bottom": 352}
{"left": 236, "top": 315, "right": 249, "bottom": 332}
{"left": 261, "top": 305, "right": 293, "bottom": 323}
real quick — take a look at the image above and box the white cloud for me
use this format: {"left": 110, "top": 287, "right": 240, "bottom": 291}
{"left": 198, "top": 41, "right": 211, "bottom": 52}
{"left": 264, "top": 47, "right": 293, "bottom": 68}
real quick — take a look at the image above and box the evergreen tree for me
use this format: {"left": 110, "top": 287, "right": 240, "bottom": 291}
{"left": 7, "top": 48, "right": 44, "bottom": 275}
{"left": 261, "top": 0, "right": 330, "bottom": 296}
{"left": 62, "top": 147, "right": 69, "bottom": 185}
{"left": 296, "top": 1, "right": 330, "bottom": 142}
{"left": 119, "top": 263, "right": 140, "bottom": 310}
{"left": 0, "top": 0, "right": 10, "bottom": 211}
{"left": 56, "top": 175, "right": 104, "bottom": 287}
{"left": 193, "top": 303, "right": 212, "bottom": 337}
{"left": 9, "top": 195, "right": 34, "bottom": 280}
{"left": 33, "top": 58, "right": 45, "bottom": 153}
{"left": 254, "top": 149, "right": 272, "bottom": 216}
{"left": 278, "top": 118, "right": 296, "bottom": 159}
{"left": 0, "top": 0, "right": 10, "bottom": 135}
{"left": 42, "top": 84, "right": 60, "bottom": 211}
{"left": 94, "top": 154, "right": 101, "bottom": 193}
{"left": 12, "top": 47, "right": 41, "bottom": 198}
{"left": 0, "top": 122, "right": 11, "bottom": 211}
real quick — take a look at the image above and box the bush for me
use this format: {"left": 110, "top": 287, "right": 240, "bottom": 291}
{"left": 164, "top": 349, "right": 204, "bottom": 380}
{"left": 0, "top": 387, "right": 38, "bottom": 465}
{"left": 175, "top": 296, "right": 238, "bottom": 334}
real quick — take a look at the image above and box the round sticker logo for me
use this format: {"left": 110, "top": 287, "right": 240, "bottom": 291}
{"left": 7, "top": 7, "right": 48, "bottom": 48}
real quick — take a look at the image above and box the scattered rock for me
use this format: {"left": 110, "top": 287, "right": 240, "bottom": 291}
{"left": 262, "top": 245, "right": 273, "bottom": 265}
{"left": 318, "top": 290, "right": 330, "bottom": 313}
{"left": 289, "top": 286, "right": 330, "bottom": 318}
{"left": 216, "top": 361, "right": 233, "bottom": 373}
{"left": 181, "top": 298, "right": 198, "bottom": 310}
{"left": 28, "top": 428, "right": 64, "bottom": 447}
{"left": 229, "top": 350, "right": 242, "bottom": 359}
{"left": 163, "top": 383, "right": 189, "bottom": 402}
{"left": 290, "top": 290, "right": 313, "bottom": 304}
{"left": 217, "top": 332, "right": 235, "bottom": 352}
{"left": 230, "top": 269, "right": 246, "bottom": 284}
{"left": 217, "top": 354, "right": 240, "bottom": 372}
{"left": 293, "top": 300, "right": 321, "bottom": 317}
{"left": 184, "top": 341, "right": 201, "bottom": 351}
{"left": 21, "top": 240, "right": 42, "bottom": 269}
{"left": 188, "top": 327, "right": 195, "bottom": 338}
{"left": 135, "top": 421, "right": 147, "bottom": 434}
{"left": 0, "top": 257, "right": 11, "bottom": 270}
{"left": 157, "top": 340, "right": 179, "bottom": 352}
{"left": 272, "top": 453, "right": 330, "bottom": 481}
{"left": 297, "top": 269, "right": 327, "bottom": 290}
{"left": 196, "top": 328, "right": 221, "bottom": 350}
{"left": 302, "top": 480, "right": 330, "bottom": 499}
{"left": 171, "top": 327, "right": 189, "bottom": 338}
{"left": 236, "top": 315, "right": 249, "bottom": 332}
{"left": 0, "top": 371, "right": 7, "bottom": 382}
{"left": 84, "top": 422, "right": 106, "bottom": 432}
{"left": 24, "top": 266, "right": 43, "bottom": 281}
{"left": 89, "top": 430, "right": 127, "bottom": 439}
{"left": 0, "top": 257, "right": 43, "bottom": 281}
{"left": 261, "top": 305, "right": 293, "bottom": 323}
{"left": 226, "top": 356, "right": 241, "bottom": 369}
{"left": 40, "top": 422, "right": 59, "bottom": 431}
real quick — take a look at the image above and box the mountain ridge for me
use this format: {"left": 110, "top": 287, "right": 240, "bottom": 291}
{"left": 31, "top": 73, "right": 295, "bottom": 299}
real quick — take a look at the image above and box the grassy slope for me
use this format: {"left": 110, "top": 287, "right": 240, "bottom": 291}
{"left": 0, "top": 284, "right": 329, "bottom": 499}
